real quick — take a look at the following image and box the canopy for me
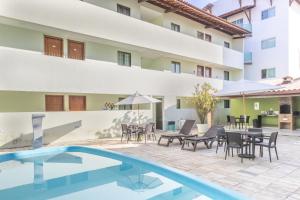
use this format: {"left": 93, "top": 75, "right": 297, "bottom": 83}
{"left": 215, "top": 79, "right": 282, "bottom": 97}
{"left": 115, "top": 92, "right": 161, "bottom": 105}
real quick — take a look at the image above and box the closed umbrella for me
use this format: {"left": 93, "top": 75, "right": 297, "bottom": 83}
{"left": 215, "top": 80, "right": 282, "bottom": 117}
{"left": 115, "top": 92, "right": 161, "bottom": 124}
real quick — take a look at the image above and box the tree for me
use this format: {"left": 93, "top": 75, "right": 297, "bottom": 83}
{"left": 192, "top": 83, "right": 218, "bottom": 124}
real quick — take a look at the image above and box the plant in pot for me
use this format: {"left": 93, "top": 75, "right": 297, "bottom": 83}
{"left": 191, "top": 83, "right": 218, "bottom": 134}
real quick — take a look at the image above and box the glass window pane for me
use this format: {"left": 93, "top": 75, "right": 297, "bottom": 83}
{"left": 197, "top": 31, "right": 204, "bottom": 39}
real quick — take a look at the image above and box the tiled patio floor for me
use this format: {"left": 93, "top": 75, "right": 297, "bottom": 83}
{"left": 103, "top": 135, "right": 300, "bottom": 200}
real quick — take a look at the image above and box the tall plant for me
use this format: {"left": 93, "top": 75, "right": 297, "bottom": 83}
{"left": 192, "top": 83, "right": 218, "bottom": 124}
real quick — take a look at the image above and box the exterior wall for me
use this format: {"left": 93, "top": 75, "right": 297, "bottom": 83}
{"left": 0, "top": 0, "right": 244, "bottom": 70}
{"left": 230, "top": 96, "right": 300, "bottom": 128}
{"left": 213, "top": 0, "right": 294, "bottom": 81}
{"left": 0, "top": 110, "right": 152, "bottom": 149}
{"left": 288, "top": 3, "right": 300, "bottom": 78}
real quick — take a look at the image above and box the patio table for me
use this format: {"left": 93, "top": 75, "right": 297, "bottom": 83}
{"left": 226, "top": 130, "right": 262, "bottom": 159}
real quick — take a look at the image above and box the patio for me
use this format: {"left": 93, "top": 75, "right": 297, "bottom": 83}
{"left": 108, "top": 134, "right": 300, "bottom": 200}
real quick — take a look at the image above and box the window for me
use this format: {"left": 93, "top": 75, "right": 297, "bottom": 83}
{"left": 205, "top": 67, "right": 212, "bottom": 78}
{"left": 176, "top": 99, "right": 181, "bottom": 109}
{"left": 232, "top": 18, "right": 243, "bottom": 26}
{"left": 224, "top": 71, "right": 230, "bottom": 80}
{"left": 171, "top": 61, "right": 181, "bottom": 73}
{"left": 196, "top": 65, "right": 204, "bottom": 77}
{"left": 261, "top": 68, "right": 276, "bottom": 79}
{"left": 171, "top": 23, "right": 180, "bottom": 32}
{"left": 261, "top": 37, "right": 276, "bottom": 49}
{"left": 205, "top": 34, "right": 212, "bottom": 42}
{"left": 118, "top": 98, "right": 132, "bottom": 110}
{"left": 224, "top": 41, "right": 230, "bottom": 48}
{"left": 117, "top": 4, "right": 130, "bottom": 16}
{"left": 197, "top": 31, "right": 204, "bottom": 40}
{"left": 69, "top": 96, "right": 86, "bottom": 111}
{"left": 261, "top": 7, "right": 275, "bottom": 20}
{"left": 224, "top": 100, "right": 230, "bottom": 109}
{"left": 68, "top": 40, "right": 84, "bottom": 60}
{"left": 118, "top": 51, "right": 131, "bottom": 66}
{"left": 45, "top": 95, "right": 64, "bottom": 111}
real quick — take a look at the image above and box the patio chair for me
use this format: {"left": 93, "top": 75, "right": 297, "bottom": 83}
{"left": 225, "top": 132, "right": 250, "bottom": 163}
{"left": 181, "top": 126, "right": 223, "bottom": 151}
{"left": 216, "top": 127, "right": 227, "bottom": 153}
{"left": 149, "top": 122, "right": 157, "bottom": 141}
{"left": 121, "top": 124, "right": 133, "bottom": 143}
{"left": 229, "top": 116, "right": 237, "bottom": 129}
{"left": 257, "top": 132, "right": 279, "bottom": 162}
{"left": 248, "top": 128, "right": 263, "bottom": 143}
{"left": 138, "top": 123, "right": 153, "bottom": 144}
{"left": 157, "top": 120, "right": 196, "bottom": 146}
{"left": 226, "top": 115, "right": 231, "bottom": 127}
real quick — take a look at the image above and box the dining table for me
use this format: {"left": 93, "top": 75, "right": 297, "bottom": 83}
{"left": 226, "top": 130, "right": 263, "bottom": 159}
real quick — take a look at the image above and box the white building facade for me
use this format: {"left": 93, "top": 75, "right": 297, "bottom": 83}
{"left": 212, "top": 0, "right": 300, "bottom": 81}
{"left": 0, "top": 0, "right": 248, "bottom": 148}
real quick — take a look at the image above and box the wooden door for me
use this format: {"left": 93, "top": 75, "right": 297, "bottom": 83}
{"left": 45, "top": 95, "right": 64, "bottom": 111}
{"left": 44, "top": 36, "right": 63, "bottom": 57}
{"left": 68, "top": 40, "right": 85, "bottom": 60}
{"left": 69, "top": 96, "right": 86, "bottom": 111}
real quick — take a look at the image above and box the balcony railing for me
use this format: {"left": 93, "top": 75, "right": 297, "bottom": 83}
{"left": 236, "top": 23, "right": 252, "bottom": 32}
{"left": 244, "top": 52, "right": 252, "bottom": 64}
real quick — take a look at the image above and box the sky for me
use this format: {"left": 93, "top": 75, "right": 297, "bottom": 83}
{"left": 187, "top": 0, "right": 217, "bottom": 8}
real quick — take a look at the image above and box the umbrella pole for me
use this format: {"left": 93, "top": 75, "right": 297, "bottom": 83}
{"left": 138, "top": 104, "right": 140, "bottom": 125}
{"left": 243, "top": 93, "right": 246, "bottom": 130}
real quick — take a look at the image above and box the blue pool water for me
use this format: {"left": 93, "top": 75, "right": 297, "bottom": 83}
{"left": 0, "top": 146, "right": 246, "bottom": 200}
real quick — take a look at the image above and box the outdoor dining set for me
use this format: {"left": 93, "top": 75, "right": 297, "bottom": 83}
{"left": 157, "top": 120, "right": 279, "bottom": 163}
{"left": 121, "top": 123, "right": 157, "bottom": 143}
{"left": 227, "top": 115, "right": 251, "bottom": 129}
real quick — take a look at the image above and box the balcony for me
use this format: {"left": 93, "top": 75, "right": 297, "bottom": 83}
{"left": 0, "top": 47, "right": 224, "bottom": 96}
{"left": 0, "top": 0, "right": 244, "bottom": 70}
{"left": 244, "top": 52, "right": 252, "bottom": 64}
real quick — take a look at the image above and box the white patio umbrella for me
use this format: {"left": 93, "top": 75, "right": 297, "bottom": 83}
{"left": 215, "top": 79, "right": 282, "bottom": 117}
{"left": 115, "top": 92, "right": 161, "bottom": 124}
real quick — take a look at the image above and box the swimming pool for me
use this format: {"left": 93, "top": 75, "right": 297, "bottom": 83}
{"left": 0, "top": 146, "right": 246, "bottom": 200}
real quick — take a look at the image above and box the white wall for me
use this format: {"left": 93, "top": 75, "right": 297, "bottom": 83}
{"left": 288, "top": 3, "right": 300, "bottom": 78}
{"left": 0, "top": 110, "right": 152, "bottom": 148}
{"left": 0, "top": 0, "right": 244, "bottom": 70}
{"left": 0, "top": 47, "right": 224, "bottom": 97}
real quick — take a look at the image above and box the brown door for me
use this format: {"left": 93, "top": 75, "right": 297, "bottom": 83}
{"left": 69, "top": 96, "right": 86, "bottom": 111}
{"left": 68, "top": 40, "right": 85, "bottom": 60}
{"left": 44, "top": 36, "right": 63, "bottom": 57}
{"left": 45, "top": 95, "right": 64, "bottom": 111}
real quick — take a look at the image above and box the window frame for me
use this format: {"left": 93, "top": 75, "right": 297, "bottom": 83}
{"left": 197, "top": 65, "right": 204, "bottom": 77}
{"left": 224, "top": 100, "right": 230, "bottom": 109}
{"left": 118, "top": 51, "right": 131, "bottom": 66}
{"left": 261, "top": 68, "right": 276, "bottom": 79}
{"left": 197, "top": 31, "right": 204, "bottom": 40}
{"left": 205, "top": 34, "right": 212, "bottom": 42}
{"left": 117, "top": 4, "right": 130, "bottom": 16}
{"left": 171, "top": 23, "right": 180, "bottom": 32}
{"left": 205, "top": 67, "right": 212, "bottom": 78}
{"left": 171, "top": 61, "right": 181, "bottom": 74}
{"left": 261, "top": 7, "right": 275, "bottom": 20}
{"left": 261, "top": 37, "right": 276, "bottom": 49}
{"left": 224, "top": 71, "right": 230, "bottom": 80}
{"left": 224, "top": 41, "right": 230, "bottom": 48}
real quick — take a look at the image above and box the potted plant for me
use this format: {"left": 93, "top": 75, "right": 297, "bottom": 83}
{"left": 192, "top": 83, "right": 217, "bottom": 134}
